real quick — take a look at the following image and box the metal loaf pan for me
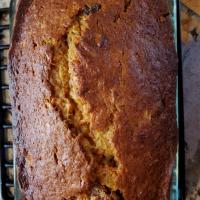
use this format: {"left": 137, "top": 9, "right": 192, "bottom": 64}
{"left": 7, "top": 0, "right": 180, "bottom": 199}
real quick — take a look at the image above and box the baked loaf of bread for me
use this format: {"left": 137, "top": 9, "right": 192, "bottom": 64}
{"left": 9, "top": 0, "right": 177, "bottom": 199}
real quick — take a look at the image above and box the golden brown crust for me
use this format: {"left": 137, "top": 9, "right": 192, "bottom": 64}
{"left": 9, "top": 0, "right": 177, "bottom": 199}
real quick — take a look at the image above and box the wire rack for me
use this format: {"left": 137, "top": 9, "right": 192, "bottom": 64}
{"left": 0, "top": 2, "right": 14, "bottom": 200}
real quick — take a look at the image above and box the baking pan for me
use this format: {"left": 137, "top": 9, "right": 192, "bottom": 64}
{"left": 0, "top": 0, "right": 181, "bottom": 199}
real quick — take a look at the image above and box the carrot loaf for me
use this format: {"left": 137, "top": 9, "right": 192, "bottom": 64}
{"left": 9, "top": 0, "right": 177, "bottom": 199}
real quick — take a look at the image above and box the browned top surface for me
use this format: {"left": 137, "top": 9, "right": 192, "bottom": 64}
{"left": 9, "top": 0, "right": 177, "bottom": 199}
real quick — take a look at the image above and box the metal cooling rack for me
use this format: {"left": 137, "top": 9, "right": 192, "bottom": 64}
{"left": 0, "top": 2, "right": 14, "bottom": 200}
